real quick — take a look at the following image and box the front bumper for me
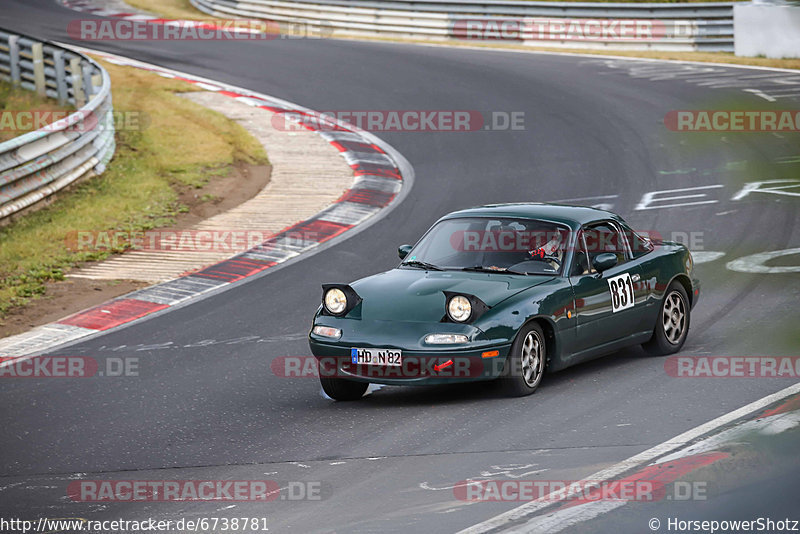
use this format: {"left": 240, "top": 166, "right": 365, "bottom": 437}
{"left": 309, "top": 341, "right": 512, "bottom": 385}
{"left": 308, "top": 318, "right": 512, "bottom": 385}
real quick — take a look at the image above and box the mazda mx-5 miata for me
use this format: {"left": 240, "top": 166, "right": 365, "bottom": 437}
{"left": 309, "top": 203, "right": 699, "bottom": 400}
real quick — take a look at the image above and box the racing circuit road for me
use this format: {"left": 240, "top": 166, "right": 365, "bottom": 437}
{"left": 1, "top": 1, "right": 800, "bottom": 532}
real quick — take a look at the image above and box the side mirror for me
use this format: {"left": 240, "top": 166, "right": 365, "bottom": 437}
{"left": 398, "top": 244, "right": 412, "bottom": 260}
{"left": 592, "top": 252, "right": 618, "bottom": 274}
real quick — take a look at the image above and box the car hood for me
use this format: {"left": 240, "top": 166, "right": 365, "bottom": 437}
{"left": 351, "top": 268, "right": 556, "bottom": 322}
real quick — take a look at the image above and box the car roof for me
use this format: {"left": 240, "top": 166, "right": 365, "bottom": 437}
{"left": 438, "top": 203, "right": 621, "bottom": 229}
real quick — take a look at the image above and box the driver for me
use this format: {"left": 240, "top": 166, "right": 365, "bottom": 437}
{"left": 529, "top": 230, "right": 564, "bottom": 270}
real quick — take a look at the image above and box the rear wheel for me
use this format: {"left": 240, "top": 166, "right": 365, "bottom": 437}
{"left": 643, "top": 281, "right": 690, "bottom": 355}
{"left": 500, "top": 323, "right": 546, "bottom": 397}
{"left": 320, "top": 375, "right": 369, "bottom": 401}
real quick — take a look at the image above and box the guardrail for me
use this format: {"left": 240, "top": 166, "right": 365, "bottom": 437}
{"left": 190, "top": 0, "right": 734, "bottom": 51}
{"left": 0, "top": 29, "right": 115, "bottom": 222}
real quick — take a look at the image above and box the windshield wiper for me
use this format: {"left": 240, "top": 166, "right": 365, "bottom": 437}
{"left": 401, "top": 260, "right": 443, "bottom": 271}
{"left": 461, "top": 265, "right": 527, "bottom": 275}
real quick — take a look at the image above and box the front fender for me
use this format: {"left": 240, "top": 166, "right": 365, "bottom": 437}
{"left": 473, "top": 277, "right": 575, "bottom": 367}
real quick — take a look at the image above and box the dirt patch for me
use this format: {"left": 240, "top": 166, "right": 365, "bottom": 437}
{"left": 0, "top": 278, "right": 150, "bottom": 339}
{"left": 0, "top": 162, "right": 271, "bottom": 340}
{"left": 174, "top": 163, "right": 271, "bottom": 230}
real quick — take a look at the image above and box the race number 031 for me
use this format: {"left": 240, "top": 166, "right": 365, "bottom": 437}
{"left": 608, "top": 272, "right": 635, "bottom": 313}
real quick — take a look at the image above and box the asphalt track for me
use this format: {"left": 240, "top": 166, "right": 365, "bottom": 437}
{"left": 1, "top": 1, "right": 799, "bottom": 532}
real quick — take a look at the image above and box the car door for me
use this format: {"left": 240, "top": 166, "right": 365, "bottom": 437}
{"left": 618, "top": 221, "right": 660, "bottom": 334}
{"left": 569, "top": 221, "right": 643, "bottom": 353}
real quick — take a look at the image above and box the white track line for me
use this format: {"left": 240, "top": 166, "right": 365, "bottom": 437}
{"left": 743, "top": 89, "right": 777, "bottom": 102}
{"left": 458, "top": 381, "right": 800, "bottom": 534}
{"left": 400, "top": 42, "right": 800, "bottom": 76}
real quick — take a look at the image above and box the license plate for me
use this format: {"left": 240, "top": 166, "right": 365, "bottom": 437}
{"left": 351, "top": 347, "right": 402, "bottom": 366}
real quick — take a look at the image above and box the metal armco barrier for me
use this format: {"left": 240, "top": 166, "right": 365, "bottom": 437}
{"left": 0, "top": 29, "right": 115, "bottom": 222}
{"left": 190, "top": 0, "right": 734, "bottom": 51}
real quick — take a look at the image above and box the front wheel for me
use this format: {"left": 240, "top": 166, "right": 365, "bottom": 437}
{"left": 500, "top": 323, "right": 546, "bottom": 397}
{"left": 320, "top": 375, "right": 369, "bottom": 401}
{"left": 643, "top": 281, "right": 690, "bottom": 355}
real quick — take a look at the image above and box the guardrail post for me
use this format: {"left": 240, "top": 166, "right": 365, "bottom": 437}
{"left": 53, "top": 50, "right": 69, "bottom": 105}
{"left": 31, "top": 42, "right": 46, "bottom": 97}
{"left": 8, "top": 35, "right": 21, "bottom": 85}
{"left": 82, "top": 62, "right": 95, "bottom": 100}
{"left": 70, "top": 57, "right": 86, "bottom": 107}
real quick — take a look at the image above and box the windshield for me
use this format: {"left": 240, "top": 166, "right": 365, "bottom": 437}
{"left": 403, "top": 217, "right": 570, "bottom": 275}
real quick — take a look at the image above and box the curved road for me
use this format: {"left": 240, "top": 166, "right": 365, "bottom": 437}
{"left": 1, "top": 1, "right": 799, "bottom": 532}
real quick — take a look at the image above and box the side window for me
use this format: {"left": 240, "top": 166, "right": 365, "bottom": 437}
{"left": 570, "top": 230, "right": 592, "bottom": 276}
{"left": 620, "top": 222, "right": 654, "bottom": 259}
{"left": 583, "top": 222, "right": 629, "bottom": 269}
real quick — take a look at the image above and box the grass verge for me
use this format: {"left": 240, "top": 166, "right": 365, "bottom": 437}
{"left": 0, "top": 59, "right": 267, "bottom": 320}
{"left": 0, "top": 84, "right": 74, "bottom": 143}
{"left": 125, "top": 0, "right": 215, "bottom": 20}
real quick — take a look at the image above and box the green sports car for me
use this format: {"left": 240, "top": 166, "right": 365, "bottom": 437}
{"left": 308, "top": 203, "right": 699, "bottom": 400}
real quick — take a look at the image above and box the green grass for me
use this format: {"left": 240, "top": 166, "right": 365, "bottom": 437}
{"left": 125, "top": 0, "right": 216, "bottom": 19}
{"left": 0, "top": 83, "right": 74, "bottom": 143}
{"left": 0, "top": 59, "right": 267, "bottom": 320}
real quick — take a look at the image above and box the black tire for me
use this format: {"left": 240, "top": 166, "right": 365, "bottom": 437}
{"left": 500, "top": 322, "right": 546, "bottom": 397}
{"left": 320, "top": 375, "right": 369, "bottom": 401}
{"left": 643, "top": 281, "right": 690, "bottom": 356}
